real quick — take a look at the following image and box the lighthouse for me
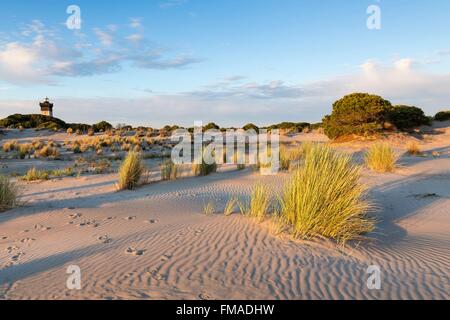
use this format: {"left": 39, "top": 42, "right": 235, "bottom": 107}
{"left": 40, "top": 97, "right": 54, "bottom": 117}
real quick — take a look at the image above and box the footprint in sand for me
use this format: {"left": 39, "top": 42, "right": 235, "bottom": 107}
{"left": 198, "top": 293, "right": 213, "bottom": 300}
{"left": 5, "top": 245, "right": 19, "bottom": 254}
{"left": 194, "top": 229, "right": 204, "bottom": 236}
{"left": 160, "top": 253, "right": 172, "bottom": 262}
{"left": 1, "top": 235, "right": 7, "bottom": 240}
{"left": 19, "top": 237, "right": 35, "bottom": 244}
{"left": 145, "top": 219, "right": 158, "bottom": 224}
{"left": 125, "top": 247, "right": 146, "bottom": 256}
{"left": 98, "top": 235, "right": 112, "bottom": 244}
{"left": 146, "top": 268, "right": 167, "bottom": 281}
{"left": 77, "top": 220, "right": 99, "bottom": 228}
{"left": 69, "top": 213, "right": 82, "bottom": 219}
{"left": 11, "top": 252, "right": 25, "bottom": 262}
{"left": 34, "top": 224, "right": 51, "bottom": 231}
{"left": 104, "top": 216, "right": 116, "bottom": 221}
{"left": 124, "top": 216, "right": 137, "bottom": 221}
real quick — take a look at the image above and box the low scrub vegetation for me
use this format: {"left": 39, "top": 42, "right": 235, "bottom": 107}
{"left": 224, "top": 196, "right": 238, "bottom": 216}
{"left": 203, "top": 201, "right": 216, "bottom": 216}
{"left": 365, "top": 143, "right": 398, "bottom": 173}
{"left": 22, "top": 167, "right": 49, "bottom": 181}
{"left": 161, "top": 159, "right": 178, "bottom": 180}
{"left": 406, "top": 142, "right": 421, "bottom": 156}
{"left": 239, "top": 183, "right": 271, "bottom": 222}
{"left": 0, "top": 175, "right": 19, "bottom": 213}
{"left": 117, "top": 151, "right": 145, "bottom": 190}
{"left": 279, "top": 144, "right": 375, "bottom": 244}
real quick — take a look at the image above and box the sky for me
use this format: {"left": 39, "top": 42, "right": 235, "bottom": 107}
{"left": 0, "top": 0, "right": 449, "bottom": 127}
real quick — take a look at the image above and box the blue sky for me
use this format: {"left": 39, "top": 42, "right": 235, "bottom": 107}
{"left": 0, "top": 0, "right": 449, "bottom": 127}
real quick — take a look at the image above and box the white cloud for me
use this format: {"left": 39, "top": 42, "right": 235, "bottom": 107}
{"left": 129, "top": 18, "right": 142, "bottom": 29}
{"left": 93, "top": 28, "right": 114, "bottom": 47}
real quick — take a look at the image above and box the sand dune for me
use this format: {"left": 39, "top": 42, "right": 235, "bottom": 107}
{"left": 0, "top": 147, "right": 449, "bottom": 299}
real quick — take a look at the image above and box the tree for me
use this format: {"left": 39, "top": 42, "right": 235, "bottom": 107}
{"left": 323, "top": 93, "right": 392, "bottom": 139}
{"left": 93, "top": 121, "right": 113, "bottom": 132}
{"left": 434, "top": 110, "right": 450, "bottom": 121}
{"left": 243, "top": 123, "right": 259, "bottom": 132}
{"left": 388, "top": 105, "right": 430, "bottom": 129}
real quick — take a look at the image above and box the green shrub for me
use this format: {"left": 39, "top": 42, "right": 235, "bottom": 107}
{"left": 279, "top": 144, "right": 375, "bottom": 244}
{"left": 434, "top": 111, "right": 450, "bottom": 121}
{"left": 117, "top": 151, "right": 144, "bottom": 190}
{"left": 93, "top": 121, "right": 113, "bottom": 132}
{"left": 388, "top": 105, "right": 430, "bottom": 129}
{"left": 323, "top": 93, "right": 392, "bottom": 139}
{"left": 0, "top": 175, "right": 19, "bottom": 212}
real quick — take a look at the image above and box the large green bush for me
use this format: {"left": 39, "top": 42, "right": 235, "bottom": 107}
{"left": 0, "top": 114, "right": 67, "bottom": 129}
{"left": 434, "top": 110, "right": 450, "bottom": 121}
{"left": 93, "top": 121, "right": 113, "bottom": 132}
{"left": 389, "top": 105, "right": 430, "bottom": 129}
{"left": 323, "top": 93, "right": 392, "bottom": 139}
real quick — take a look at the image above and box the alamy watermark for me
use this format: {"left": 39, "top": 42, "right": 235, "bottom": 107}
{"left": 66, "top": 5, "right": 82, "bottom": 30}
{"left": 66, "top": 265, "right": 81, "bottom": 290}
{"left": 366, "top": 265, "right": 381, "bottom": 290}
{"left": 367, "top": 3, "right": 382, "bottom": 30}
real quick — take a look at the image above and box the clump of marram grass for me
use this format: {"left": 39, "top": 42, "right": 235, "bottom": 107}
{"left": 280, "top": 144, "right": 375, "bottom": 244}
{"left": 203, "top": 201, "right": 216, "bottom": 216}
{"left": 0, "top": 175, "right": 19, "bottom": 213}
{"left": 117, "top": 151, "right": 145, "bottom": 190}
{"left": 161, "top": 159, "right": 178, "bottom": 180}
{"left": 365, "top": 143, "right": 398, "bottom": 173}
{"left": 22, "top": 167, "right": 49, "bottom": 181}
{"left": 239, "top": 183, "right": 271, "bottom": 222}
{"left": 2, "top": 140, "right": 19, "bottom": 152}
{"left": 406, "top": 141, "right": 421, "bottom": 156}
{"left": 192, "top": 152, "right": 217, "bottom": 177}
{"left": 224, "top": 196, "right": 238, "bottom": 216}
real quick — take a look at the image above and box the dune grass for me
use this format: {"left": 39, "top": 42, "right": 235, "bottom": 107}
{"left": 239, "top": 183, "right": 271, "bottom": 222}
{"left": 0, "top": 175, "right": 19, "bottom": 213}
{"left": 279, "top": 141, "right": 315, "bottom": 171}
{"left": 224, "top": 196, "right": 238, "bottom": 216}
{"left": 406, "top": 141, "right": 421, "bottom": 156}
{"left": 280, "top": 144, "right": 375, "bottom": 244}
{"left": 117, "top": 151, "right": 145, "bottom": 190}
{"left": 365, "top": 143, "right": 398, "bottom": 173}
{"left": 192, "top": 156, "right": 217, "bottom": 176}
{"left": 203, "top": 201, "right": 215, "bottom": 216}
{"left": 22, "top": 167, "right": 49, "bottom": 181}
{"left": 161, "top": 159, "right": 178, "bottom": 180}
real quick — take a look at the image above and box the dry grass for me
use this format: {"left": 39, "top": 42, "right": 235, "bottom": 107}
{"left": 224, "top": 196, "right": 238, "bottom": 216}
{"left": 406, "top": 141, "right": 422, "bottom": 156}
{"left": 22, "top": 167, "right": 49, "bottom": 181}
{"left": 365, "top": 143, "right": 398, "bottom": 173}
{"left": 2, "top": 140, "right": 19, "bottom": 152}
{"left": 203, "top": 201, "right": 216, "bottom": 216}
{"left": 280, "top": 144, "right": 375, "bottom": 244}
{"left": 239, "top": 182, "right": 271, "bottom": 222}
{"left": 117, "top": 151, "right": 145, "bottom": 190}
{"left": 0, "top": 175, "right": 19, "bottom": 213}
{"left": 161, "top": 160, "right": 178, "bottom": 180}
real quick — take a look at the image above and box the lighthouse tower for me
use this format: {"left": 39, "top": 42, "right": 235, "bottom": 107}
{"left": 40, "top": 97, "right": 54, "bottom": 117}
